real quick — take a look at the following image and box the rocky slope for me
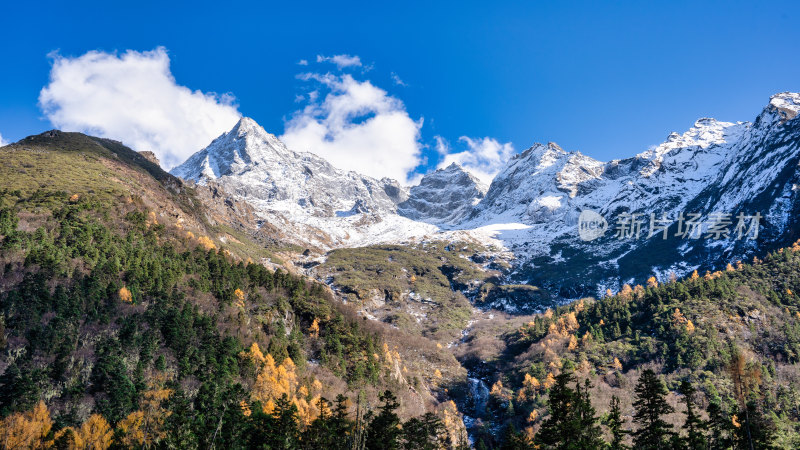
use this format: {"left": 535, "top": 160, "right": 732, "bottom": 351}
{"left": 398, "top": 163, "right": 487, "bottom": 226}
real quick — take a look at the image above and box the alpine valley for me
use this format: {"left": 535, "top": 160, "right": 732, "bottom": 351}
{"left": 1, "top": 92, "right": 800, "bottom": 449}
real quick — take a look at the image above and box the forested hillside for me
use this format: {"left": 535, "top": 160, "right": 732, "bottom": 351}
{"left": 0, "top": 133, "right": 466, "bottom": 449}
{"left": 461, "top": 245, "right": 800, "bottom": 448}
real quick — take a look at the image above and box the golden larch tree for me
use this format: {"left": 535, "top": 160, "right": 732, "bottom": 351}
{"left": 0, "top": 400, "right": 52, "bottom": 449}
{"left": 119, "top": 287, "right": 133, "bottom": 303}
{"left": 308, "top": 318, "right": 320, "bottom": 338}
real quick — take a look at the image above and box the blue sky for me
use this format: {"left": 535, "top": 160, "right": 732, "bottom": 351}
{"left": 1, "top": 0, "right": 799, "bottom": 182}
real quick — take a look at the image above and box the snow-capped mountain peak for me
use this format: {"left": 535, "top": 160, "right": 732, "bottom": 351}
{"left": 171, "top": 117, "right": 293, "bottom": 181}
{"left": 635, "top": 117, "right": 746, "bottom": 177}
{"left": 766, "top": 91, "right": 800, "bottom": 122}
{"left": 170, "top": 118, "right": 440, "bottom": 248}
{"left": 465, "top": 92, "right": 800, "bottom": 298}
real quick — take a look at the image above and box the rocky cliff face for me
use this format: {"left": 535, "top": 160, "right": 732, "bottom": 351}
{"left": 397, "top": 163, "right": 487, "bottom": 225}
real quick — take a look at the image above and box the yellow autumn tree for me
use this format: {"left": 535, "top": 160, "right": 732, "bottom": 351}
{"left": 439, "top": 401, "right": 463, "bottom": 448}
{"left": 117, "top": 375, "right": 173, "bottom": 448}
{"left": 119, "top": 287, "right": 133, "bottom": 303}
{"left": 568, "top": 335, "right": 578, "bottom": 351}
{"left": 522, "top": 373, "right": 540, "bottom": 397}
{"left": 672, "top": 308, "right": 688, "bottom": 326}
{"left": 0, "top": 400, "right": 52, "bottom": 449}
{"left": 690, "top": 270, "right": 699, "bottom": 280}
{"left": 309, "top": 318, "right": 320, "bottom": 338}
{"left": 543, "top": 372, "right": 557, "bottom": 389}
{"left": 234, "top": 288, "right": 246, "bottom": 308}
{"left": 147, "top": 211, "right": 158, "bottom": 227}
{"left": 564, "top": 312, "right": 579, "bottom": 332}
{"left": 65, "top": 414, "right": 113, "bottom": 450}
{"left": 116, "top": 412, "right": 145, "bottom": 448}
{"left": 240, "top": 400, "right": 252, "bottom": 417}
{"left": 646, "top": 276, "right": 658, "bottom": 288}
{"left": 490, "top": 380, "right": 508, "bottom": 400}
{"left": 239, "top": 342, "right": 320, "bottom": 423}
{"left": 196, "top": 235, "right": 216, "bottom": 250}
{"left": 619, "top": 284, "right": 633, "bottom": 299}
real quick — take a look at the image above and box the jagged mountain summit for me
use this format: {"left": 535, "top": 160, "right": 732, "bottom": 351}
{"left": 171, "top": 117, "right": 437, "bottom": 248}
{"left": 398, "top": 163, "right": 488, "bottom": 225}
{"left": 170, "top": 93, "right": 800, "bottom": 303}
{"left": 466, "top": 92, "right": 800, "bottom": 298}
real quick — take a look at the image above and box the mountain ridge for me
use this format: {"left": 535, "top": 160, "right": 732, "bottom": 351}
{"left": 167, "top": 92, "right": 800, "bottom": 302}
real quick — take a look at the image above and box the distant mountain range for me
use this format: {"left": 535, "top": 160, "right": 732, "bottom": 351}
{"left": 171, "top": 92, "right": 800, "bottom": 302}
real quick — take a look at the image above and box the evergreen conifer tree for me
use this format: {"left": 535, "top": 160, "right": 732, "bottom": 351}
{"left": 632, "top": 369, "right": 674, "bottom": 450}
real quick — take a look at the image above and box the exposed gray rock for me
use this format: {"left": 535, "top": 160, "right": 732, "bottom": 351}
{"left": 397, "top": 163, "right": 487, "bottom": 225}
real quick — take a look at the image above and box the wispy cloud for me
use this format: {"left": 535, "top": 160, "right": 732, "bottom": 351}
{"left": 391, "top": 72, "right": 407, "bottom": 86}
{"left": 297, "top": 59, "right": 309, "bottom": 66}
{"left": 281, "top": 71, "right": 423, "bottom": 184}
{"left": 436, "top": 136, "right": 514, "bottom": 184}
{"left": 0, "top": 132, "right": 8, "bottom": 146}
{"left": 39, "top": 47, "right": 241, "bottom": 168}
{"left": 315, "top": 54, "right": 362, "bottom": 70}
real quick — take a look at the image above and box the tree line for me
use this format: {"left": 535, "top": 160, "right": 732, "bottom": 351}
{"left": 497, "top": 366, "right": 775, "bottom": 450}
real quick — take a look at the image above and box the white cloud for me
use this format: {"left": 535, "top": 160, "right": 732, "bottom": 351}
{"left": 315, "top": 54, "right": 362, "bottom": 69}
{"left": 391, "top": 72, "right": 407, "bottom": 86}
{"left": 281, "top": 72, "right": 423, "bottom": 184}
{"left": 39, "top": 47, "right": 241, "bottom": 169}
{"left": 436, "top": 136, "right": 514, "bottom": 185}
{"left": 0, "top": 133, "right": 8, "bottom": 146}
{"left": 297, "top": 59, "right": 309, "bottom": 66}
